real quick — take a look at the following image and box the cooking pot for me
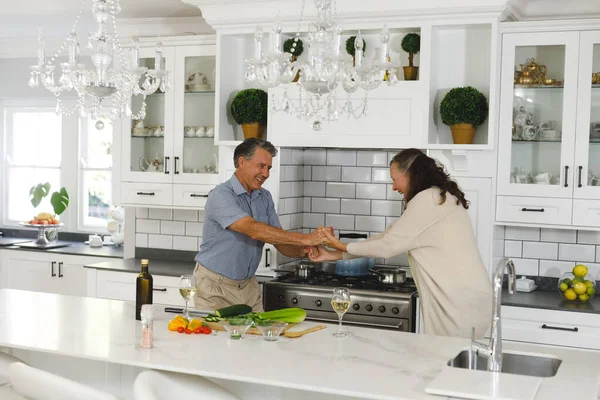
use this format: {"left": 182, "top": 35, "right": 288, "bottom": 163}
{"left": 272, "top": 261, "right": 337, "bottom": 278}
{"left": 369, "top": 265, "right": 407, "bottom": 284}
{"left": 335, "top": 233, "right": 375, "bottom": 276}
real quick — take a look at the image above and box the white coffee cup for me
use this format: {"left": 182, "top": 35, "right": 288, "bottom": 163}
{"left": 206, "top": 126, "right": 215, "bottom": 137}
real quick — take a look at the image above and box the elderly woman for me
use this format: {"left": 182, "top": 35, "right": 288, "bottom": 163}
{"left": 310, "top": 149, "right": 492, "bottom": 338}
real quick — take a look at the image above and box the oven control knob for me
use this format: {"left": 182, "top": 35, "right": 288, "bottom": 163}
{"left": 291, "top": 297, "right": 298, "bottom": 304}
{"left": 378, "top": 305, "right": 386, "bottom": 313}
{"left": 352, "top": 303, "right": 360, "bottom": 311}
{"left": 391, "top": 307, "right": 400, "bottom": 314}
{"left": 315, "top": 299, "right": 322, "bottom": 307}
{"left": 365, "top": 304, "right": 373, "bottom": 312}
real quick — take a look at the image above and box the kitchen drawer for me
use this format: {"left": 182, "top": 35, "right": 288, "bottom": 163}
{"left": 501, "top": 306, "right": 600, "bottom": 350}
{"left": 96, "top": 270, "right": 185, "bottom": 307}
{"left": 572, "top": 199, "right": 600, "bottom": 227}
{"left": 496, "top": 196, "right": 572, "bottom": 225}
{"left": 172, "top": 184, "right": 213, "bottom": 208}
{"left": 120, "top": 182, "right": 173, "bottom": 206}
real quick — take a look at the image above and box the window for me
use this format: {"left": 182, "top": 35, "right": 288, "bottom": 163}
{"left": 78, "top": 117, "right": 113, "bottom": 231}
{"left": 3, "top": 107, "right": 62, "bottom": 224}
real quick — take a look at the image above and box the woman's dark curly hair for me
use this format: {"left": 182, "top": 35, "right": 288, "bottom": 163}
{"left": 390, "top": 149, "right": 469, "bottom": 209}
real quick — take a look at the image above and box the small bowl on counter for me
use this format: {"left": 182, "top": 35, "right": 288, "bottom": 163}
{"left": 219, "top": 318, "right": 254, "bottom": 340}
{"left": 254, "top": 321, "right": 288, "bottom": 341}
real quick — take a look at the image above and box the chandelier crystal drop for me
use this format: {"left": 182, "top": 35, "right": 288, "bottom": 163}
{"left": 245, "top": 0, "right": 397, "bottom": 130}
{"left": 28, "top": 0, "right": 170, "bottom": 124}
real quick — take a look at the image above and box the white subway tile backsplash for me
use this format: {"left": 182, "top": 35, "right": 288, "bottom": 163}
{"left": 341, "top": 199, "right": 371, "bottom": 215}
{"left": 371, "top": 200, "right": 402, "bottom": 217}
{"left": 279, "top": 182, "right": 292, "bottom": 198}
{"left": 278, "top": 199, "right": 286, "bottom": 214}
{"left": 372, "top": 168, "right": 390, "bottom": 183}
{"left": 303, "top": 213, "right": 325, "bottom": 228}
{"left": 539, "top": 260, "right": 576, "bottom": 278}
{"left": 289, "top": 166, "right": 303, "bottom": 181}
{"left": 291, "top": 182, "right": 304, "bottom": 197}
{"left": 284, "top": 198, "right": 301, "bottom": 214}
{"left": 136, "top": 207, "right": 149, "bottom": 219}
{"left": 386, "top": 184, "right": 403, "bottom": 200}
{"left": 356, "top": 184, "right": 387, "bottom": 200}
{"left": 304, "top": 182, "right": 326, "bottom": 197}
{"left": 292, "top": 149, "right": 304, "bottom": 165}
{"left": 173, "top": 209, "right": 198, "bottom": 222}
{"left": 303, "top": 149, "right": 326, "bottom": 165}
{"left": 325, "top": 214, "right": 355, "bottom": 231}
{"left": 198, "top": 211, "right": 205, "bottom": 222}
{"left": 303, "top": 198, "right": 311, "bottom": 212}
{"left": 504, "top": 240, "right": 522, "bottom": 258}
{"left": 341, "top": 167, "right": 371, "bottom": 183}
{"left": 279, "top": 214, "right": 292, "bottom": 231}
{"left": 279, "top": 148, "right": 293, "bottom": 164}
{"left": 185, "top": 222, "right": 204, "bottom": 237}
{"left": 311, "top": 198, "right": 341, "bottom": 214}
{"left": 580, "top": 263, "right": 600, "bottom": 280}
{"left": 291, "top": 213, "right": 303, "bottom": 230}
{"left": 559, "top": 243, "right": 596, "bottom": 262}
{"left": 355, "top": 215, "right": 386, "bottom": 232}
{"left": 149, "top": 208, "right": 172, "bottom": 220}
{"left": 578, "top": 231, "right": 600, "bottom": 245}
{"left": 511, "top": 258, "right": 539, "bottom": 276}
{"left": 326, "top": 182, "right": 355, "bottom": 198}
{"left": 357, "top": 151, "right": 388, "bottom": 167}
{"left": 541, "top": 229, "right": 576, "bottom": 243}
{"left": 137, "top": 219, "right": 160, "bottom": 234}
{"left": 135, "top": 233, "right": 148, "bottom": 248}
{"left": 148, "top": 234, "right": 173, "bottom": 250}
{"left": 303, "top": 166, "right": 312, "bottom": 180}
{"left": 505, "top": 226, "right": 540, "bottom": 241}
{"left": 327, "top": 150, "right": 356, "bottom": 166}
{"left": 312, "top": 166, "right": 342, "bottom": 181}
{"left": 161, "top": 220, "right": 185, "bottom": 236}
{"left": 386, "top": 217, "right": 399, "bottom": 228}
{"left": 173, "top": 236, "right": 199, "bottom": 252}
{"left": 522, "top": 241, "right": 557, "bottom": 260}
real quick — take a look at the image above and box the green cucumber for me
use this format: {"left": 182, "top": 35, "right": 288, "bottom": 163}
{"left": 214, "top": 304, "right": 253, "bottom": 318}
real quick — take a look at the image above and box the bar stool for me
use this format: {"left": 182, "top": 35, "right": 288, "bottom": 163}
{"left": 9, "top": 362, "right": 119, "bottom": 400}
{"left": 133, "top": 370, "right": 241, "bottom": 400}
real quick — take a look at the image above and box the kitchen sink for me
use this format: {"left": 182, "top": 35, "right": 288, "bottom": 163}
{"left": 447, "top": 350, "right": 562, "bottom": 377}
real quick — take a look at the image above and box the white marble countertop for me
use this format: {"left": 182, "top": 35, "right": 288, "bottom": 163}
{"left": 0, "top": 289, "right": 598, "bottom": 400}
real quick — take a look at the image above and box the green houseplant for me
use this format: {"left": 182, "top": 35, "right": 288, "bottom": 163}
{"left": 439, "top": 86, "right": 489, "bottom": 144}
{"left": 29, "top": 183, "right": 70, "bottom": 241}
{"left": 231, "top": 89, "right": 268, "bottom": 139}
{"left": 345, "top": 36, "right": 366, "bottom": 66}
{"left": 401, "top": 33, "right": 420, "bottom": 81}
{"left": 283, "top": 37, "right": 304, "bottom": 82}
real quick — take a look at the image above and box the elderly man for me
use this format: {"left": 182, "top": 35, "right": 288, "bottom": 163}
{"left": 193, "top": 138, "right": 327, "bottom": 312}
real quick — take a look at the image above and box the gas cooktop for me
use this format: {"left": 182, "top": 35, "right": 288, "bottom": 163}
{"left": 271, "top": 271, "right": 417, "bottom": 293}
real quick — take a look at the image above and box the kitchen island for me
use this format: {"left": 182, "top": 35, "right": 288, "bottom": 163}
{"left": 0, "top": 289, "right": 598, "bottom": 400}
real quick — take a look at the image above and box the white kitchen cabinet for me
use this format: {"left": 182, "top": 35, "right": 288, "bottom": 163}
{"left": 0, "top": 250, "right": 105, "bottom": 297}
{"left": 120, "top": 37, "right": 220, "bottom": 208}
{"left": 502, "top": 306, "right": 600, "bottom": 351}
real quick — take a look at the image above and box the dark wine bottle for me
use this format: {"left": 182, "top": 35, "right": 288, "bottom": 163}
{"left": 135, "top": 259, "right": 153, "bottom": 320}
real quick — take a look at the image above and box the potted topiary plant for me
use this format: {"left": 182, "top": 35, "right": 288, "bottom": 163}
{"left": 440, "top": 86, "right": 489, "bottom": 144}
{"left": 401, "top": 33, "right": 420, "bottom": 81}
{"left": 230, "top": 88, "right": 268, "bottom": 139}
{"left": 345, "top": 36, "right": 366, "bottom": 67}
{"left": 283, "top": 37, "right": 304, "bottom": 82}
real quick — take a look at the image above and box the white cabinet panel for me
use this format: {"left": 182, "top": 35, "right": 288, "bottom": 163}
{"left": 497, "top": 196, "right": 572, "bottom": 226}
{"left": 172, "top": 184, "right": 212, "bottom": 208}
{"left": 120, "top": 182, "right": 173, "bottom": 206}
{"left": 572, "top": 199, "right": 600, "bottom": 227}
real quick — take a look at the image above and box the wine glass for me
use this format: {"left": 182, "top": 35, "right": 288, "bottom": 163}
{"left": 331, "top": 287, "right": 351, "bottom": 337}
{"left": 179, "top": 275, "right": 197, "bottom": 320}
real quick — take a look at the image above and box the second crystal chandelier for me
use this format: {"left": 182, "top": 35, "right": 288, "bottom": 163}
{"left": 245, "top": 0, "right": 396, "bottom": 130}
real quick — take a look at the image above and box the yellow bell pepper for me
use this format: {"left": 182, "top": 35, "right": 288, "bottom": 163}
{"left": 167, "top": 316, "right": 189, "bottom": 331}
{"left": 188, "top": 319, "right": 202, "bottom": 331}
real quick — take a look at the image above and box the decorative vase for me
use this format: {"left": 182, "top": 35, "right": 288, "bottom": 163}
{"left": 403, "top": 66, "right": 418, "bottom": 81}
{"left": 241, "top": 123, "right": 265, "bottom": 139}
{"left": 450, "top": 123, "right": 476, "bottom": 144}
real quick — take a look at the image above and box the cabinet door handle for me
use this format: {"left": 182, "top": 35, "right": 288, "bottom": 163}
{"left": 137, "top": 192, "right": 155, "bottom": 196}
{"left": 58, "top": 262, "right": 63, "bottom": 278}
{"left": 265, "top": 248, "right": 271, "bottom": 268}
{"left": 164, "top": 156, "right": 170, "bottom": 174}
{"left": 578, "top": 166, "right": 583, "bottom": 188}
{"left": 541, "top": 323, "right": 578, "bottom": 332}
{"left": 153, "top": 288, "right": 167, "bottom": 292}
{"left": 51, "top": 261, "right": 56, "bottom": 277}
{"left": 564, "top": 165, "right": 569, "bottom": 187}
{"left": 190, "top": 194, "right": 209, "bottom": 198}
{"left": 174, "top": 157, "right": 180, "bottom": 175}
{"left": 521, "top": 208, "right": 545, "bottom": 212}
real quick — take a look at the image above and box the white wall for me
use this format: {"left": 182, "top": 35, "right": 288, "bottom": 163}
{"left": 0, "top": 58, "right": 55, "bottom": 99}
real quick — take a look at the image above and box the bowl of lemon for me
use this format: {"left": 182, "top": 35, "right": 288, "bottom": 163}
{"left": 558, "top": 264, "right": 596, "bottom": 303}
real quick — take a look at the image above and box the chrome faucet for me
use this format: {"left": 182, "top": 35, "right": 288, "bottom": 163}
{"left": 471, "top": 257, "right": 516, "bottom": 373}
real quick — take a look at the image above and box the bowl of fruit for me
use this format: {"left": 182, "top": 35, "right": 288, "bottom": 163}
{"left": 558, "top": 264, "right": 596, "bottom": 303}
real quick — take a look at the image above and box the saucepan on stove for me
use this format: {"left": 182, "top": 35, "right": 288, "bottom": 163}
{"left": 335, "top": 233, "right": 375, "bottom": 277}
{"left": 369, "top": 265, "right": 407, "bottom": 284}
{"left": 272, "top": 261, "right": 336, "bottom": 278}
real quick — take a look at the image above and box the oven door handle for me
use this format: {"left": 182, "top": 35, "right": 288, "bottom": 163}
{"left": 305, "top": 316, "right": 404, "bottom": 330}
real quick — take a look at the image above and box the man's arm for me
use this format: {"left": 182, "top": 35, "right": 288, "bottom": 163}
{"left": 274, "top": 243, "right": 309, "bottom": 258}
{"left": 229, "top": 216, "right": 325, "bottom": 247}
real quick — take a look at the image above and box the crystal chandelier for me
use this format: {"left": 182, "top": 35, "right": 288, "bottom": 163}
{"left": 245, "top": 0, "right": 396, "bottom": 130}
{"left": 28, "top": 0, "right": 170, "bottom": 128}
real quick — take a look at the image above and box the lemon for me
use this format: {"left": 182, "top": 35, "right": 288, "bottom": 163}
{"left": 562, "top": 278, "right": 573, "bottom": 287}
{"left": 573, "top": 264, "right": 588, "bottom": 278}
{"left": 585, "top": 280, "right": 595, "bottom": 288}
{"left": 560, "top": 282, "right": 568, "bottom": 292}
{"left": 574, "top": 282, "right": 587, "bottom": 295}
{"left": 572, "top": 277, "right": 584, "bottom": 284}
{"left": 587, "top": 287, "right": 596, "bottom": 296}
{"left": 579, "top": 293, "right": 590, "bottom": 302}
{"left": 564, "top": 288, "right": 577, "bottom": 301}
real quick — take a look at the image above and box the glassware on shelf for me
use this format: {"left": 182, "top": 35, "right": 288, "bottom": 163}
{"left": 179, "top": 274, "right": 197, "bottom": 320}
{"left": 331, "top": 287, "right": 351, "bottom": 338}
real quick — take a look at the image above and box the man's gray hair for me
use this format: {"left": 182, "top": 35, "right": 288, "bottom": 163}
{"left": 233, "top": 138, "right": 278, "bottom": 168}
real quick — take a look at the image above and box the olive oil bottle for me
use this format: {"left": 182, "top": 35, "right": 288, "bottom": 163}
{"left": 135, "top": 259, "right": 153, "bottom": 320}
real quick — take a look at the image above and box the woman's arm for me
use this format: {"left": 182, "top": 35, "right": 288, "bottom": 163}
{"left": 307, "top": 245, "right": 343, "bottom": 262}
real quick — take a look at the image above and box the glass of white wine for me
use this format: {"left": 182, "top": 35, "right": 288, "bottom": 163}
{"left": 331, "top": 287, "right": 351, "bottom": 337}
{"left": 179, "top": 274, "right": 197, "bottom": 320}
